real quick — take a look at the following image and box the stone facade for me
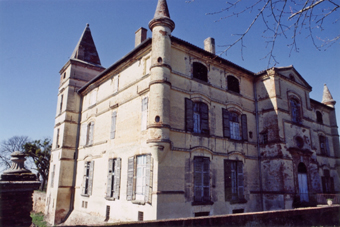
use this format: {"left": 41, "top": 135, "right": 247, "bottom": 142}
{"left": 45, "top": 0, "right": 340, "bottom": 225}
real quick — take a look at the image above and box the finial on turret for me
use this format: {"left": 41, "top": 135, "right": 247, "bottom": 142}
{"left": 322, "top": 84, "right": 336, "bottom": 108}
{"left": 149, "top": 0, "right": 175, "bottom": 32}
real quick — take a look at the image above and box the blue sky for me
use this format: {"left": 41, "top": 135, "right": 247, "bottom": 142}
{"left": 0, "top": 0, "right": 339, "bottom": 143}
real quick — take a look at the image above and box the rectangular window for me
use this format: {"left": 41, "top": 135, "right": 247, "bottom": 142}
{"left": 322, "top": 170, "right": 334, "bottom": 193}
{"left": 193, "top": 157, "right": 211, "bottom": 203}
{"left": 51, "top": 164, "right": 56, "bottom": 188}
{"left": 110, "top": 111, "right": 117, "bottom": 139}
{"left": 89, "top": 90, "right": 97, "bottom": 106}
{"left": 320, "top": 136, "right": 330, "bottom": 156}
{"left": 86, "top": 122, "right": 94, "bottom": 145}
{"left": 113, "top": 76, "right": 119, "bottom": 94}
{"left": 141, "top": 97, "right": 148, "bottom": 131}
{"left": 126, "top": 154, "right": 153, "bottom": 204}
{"left": 56, "top": 128, "right": 60, "bottom": 148}
{"left": 224, "top": 160, "right": 245, "bottom": 202}
{"left": 82, "top": 161, "right": 94, "bottom": 196}
{"left": 106, "top": 158, "right": 121, "bottom": 199}
{"left": 138, "top": 211, "right": 144, "bottom": 221}
{"left": 59, "top": 94, "right": 63, "bottom": 114}
{"left": 185, "top": 99, "right": 209, "bottom": 135}
{"left": 222, "top": 109, "right": 247, "bottom": 141}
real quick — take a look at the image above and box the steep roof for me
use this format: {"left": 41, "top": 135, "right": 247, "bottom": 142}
{"left": 322, "top": 84, "right": 336, "bottom": 107}
{"left": 153, "top": 0, "right": 171, "bottom": 19}
{"left": 71, "top": 24, "right": 101, "bottom": 66}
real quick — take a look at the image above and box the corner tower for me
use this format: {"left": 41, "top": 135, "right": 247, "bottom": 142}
{"left": 45, "top": 24, "right": 105, "bottom": 225}
{"left": 147, "top": 0, "right": 175, "bottom": 155}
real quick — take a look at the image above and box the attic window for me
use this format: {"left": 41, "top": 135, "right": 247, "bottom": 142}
{"left": 289, "top": 74, "right": 295, "bottom": 81}
{"left": 193, "top": 62, "right": 208, "bottom": 82}
{"left": 227, "top": 76, "right": 240, "bottom": 93}
{"left": 316, "top": 111, "right": 323, "bottom": 124}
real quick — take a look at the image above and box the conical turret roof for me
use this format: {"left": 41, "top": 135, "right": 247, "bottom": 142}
{"left": 71, "top": 24, "right": 101, "bottom": 66}
{"left": 153, "top": 0, "right": 171, "bottom": 19}
{"left": 322, "top": 84, "right": 336, "bottom": 107}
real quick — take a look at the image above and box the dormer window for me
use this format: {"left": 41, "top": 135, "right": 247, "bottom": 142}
{"left": 193, "top": 62, "right": 208, "bottom": 82}
{"left": 289, "top": 74, "right": 295, "bottom": 81}
{"left": 227, "top": 76, "right": 240, "bottom": 93}
{"left": 316, "top": 111, "right": 323, "bottom": 124}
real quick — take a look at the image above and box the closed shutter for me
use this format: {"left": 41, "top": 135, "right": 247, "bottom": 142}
{"left": 184, "top": 158, "right": 192, "bottom": 202}
{"left": 106, "top": 159, "right": 114, "bottom": 197}
{"left": 113, "top": 76, "right": 119, "bottom": 93}
{"left": 88, "top": 161, "right": 95, "bottom": 195}
{"left": 126, "top": 157, "right": 135, "bottom": 201}
{"left": 194, "top": 158, "right": 203, "bottom": 202}
{"left": 141, "top": 97, "right": 148, "bottom": 131}
{"left": 80, "top": 123, "right": 87, "bottom": 146}
{"left": 82, "top": 162, "right": 88, "bottom": 195}
{"left": 110, "top": 111, "right": 117, "bottom": 139}
{"left": 224, "top": 160, "right": 232, "bottom": 201}
{"left": 237, "top": 162, "right": 244, "bottom": 199}
{"left": 241, "top": 114, "right": 248, "bottom": 141}
{"left": 202, "top": 158, "right": 210, "bottom": 201}
{"left": 222, "top": 109, "right": 230, "bottom": 138}
{"left": 144, "top": 155, "right": 153, "bottom": 204}
{"left": 325, "top": 137, "right": 330, "bottom": 156}
{"left": 185, "top": 98, "right": 194, "bottom": 132}
{"left": 200, "top": 103, "right": 209, "bottom": 135}
{"left": 113, "top": 158, "right": 121, "bottom": 199}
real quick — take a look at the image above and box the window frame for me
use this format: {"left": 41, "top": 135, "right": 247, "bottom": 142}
{"left": 82, "top": 161, "right": 94, "bottom": 196}
{"left": 290, "top": 97, "right": 302, "bottom": 124}
{"left": 316, "top": 111, "right": 323, "bottom": 124}
{"left": 192, "top": 62, "right": 208, "bottom": 82}
{"left": 227, "top": 75, "right": 240, "bottom": 94}
{"left": 222, "top": 108, "right": 248, "bottom": 141}
{"left": 106, "top": 158, "right": 121, "bottom": 200}
{"left": 185, "top": 99, "right": 209, "bottom": 136}
{"left": 224, "top": 159, "right": 246, "bottom": 203}
{"left": 141, "top": 97, "right": 148, "bottom": 131}
{"left": 319, "top": 135, "right": 330, "bottom": 156}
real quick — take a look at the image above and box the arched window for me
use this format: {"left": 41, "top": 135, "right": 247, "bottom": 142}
{"left": 316, "top": 111, "right": 323, "bottom": 124}
{"left": 290, "top": 98, "right": 301, "bottom": 123}
{"left": 227, "top": 76, "right": 240, "bottom": 93}
{"left": 86, "top": 122, "right": 94, "bottom": 145}
{"left": 192, "top": 62, "right": 208, "bottom": 82}
{"left": 185, "top": 99, "right": 209, "bottom": 135}
{"left": 297, "top": 163, "right": 309, "bottom": 202}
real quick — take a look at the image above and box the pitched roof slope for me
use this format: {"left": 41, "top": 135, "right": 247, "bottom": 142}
{"left": 71, "top": 24, "right": 101, "bottom": 66}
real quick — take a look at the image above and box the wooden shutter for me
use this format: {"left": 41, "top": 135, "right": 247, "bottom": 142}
{"left": 325, "top": 137, "right": 330, "bottom": 156}
{"left": 141, "top": 97, "right": 148, "bottom": 131}
{"left": 224, "top": 160, "right": 232, "bottom": 201}
{"left": 106, "top": 159, "right": 114, "bottom": 198}
{"left": 194, "top": 158, "right": 203, "bottom": 202}
{"left": 200, "top": 103, "right": 210, "bottom": 135}
{"left": 241, "top": 114, "right": 248, "bottom": 141}
{"left": 110, "top": 111, "right": 117, "bottom": 139}
{"left": 144, "top": 155, "right": 153, "bottom": 204}
{"left": 113, "top": 158, "right": 121, "bottom": 200}
{"left": 184, "top": 158, "right": 192, "bottom": 202}
{"left": 126, "top": 157, "right": 135, "bottom": 201}
{"left": 82, "top": 162, "right": 88, "bottom": 195}
{"left": 202, "top": 158, "right": 210, "bottom": 201}
{"left": 237, "top": 162, "right": 244, "bottom": 199}
{"left": 80, "top": 123, "right": 87, "bottom": 146}
{"left": 222, "top": 109, "right": 230, "bottom": 138}
{"left": 88, "top": 161, "right": 95, "bottom": 195}
{"left": 185, "top": 98, "right": 194, "bottom": 132}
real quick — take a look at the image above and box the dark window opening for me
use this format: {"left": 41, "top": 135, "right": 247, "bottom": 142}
{"left": 316, "top": 111, "right": 323, "bottom": 124}
{"left": 296, "top": 136, "right": 304, "bottom": 148}
{"left": 233, "top": 209, "right": 244, "bottom": 214}
{"left": 249, "top": 131, "right": 253, "bottom": 139}
{"left": 290, "top": 98, "right": 301, "bottom": 124}
{"left": 289, "top": 74, "right": 295, "bottom": 81}
{"left": 322, "top": 169, "right": 334, "bottom": 193}
{"left": 193, "top": 62, "right": 208, "bottom": 82}
{"left": 63, "top": 72, "right": 66, "bottom": 79}
{"left": 105, "top": 206, "right": 110, "bottom": 221}
{"left": 261, "top": 131, "right": 268, "bottom": 144}
{"left": 155, "top": 116, "right": 160, "bottom": 122}
{"left": 319, "top": 135, "right": 330, "bottom": 156}
{"left": 227, "top": 75, "right": 240, "bottom": 93}
{"left": 138, "top": 211, "right": 144, "bottom": 221}
{"left": 157, "top": 57, "right": 162, "bottom": 63}
{"left": 195, "top": 212, "right": 210, "bottom": 217}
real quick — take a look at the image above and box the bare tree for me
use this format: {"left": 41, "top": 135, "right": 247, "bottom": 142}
{"left": 187, "top": 0, "right": 339, "bottom": 66}
{"left": 0, "top": 136, "right": 31, "bottom": 173}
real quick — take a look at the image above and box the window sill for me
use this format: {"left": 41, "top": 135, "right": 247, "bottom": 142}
{"left": 132, "top": 200, "right": 145, "bottom": 205}
{"left": 105, "top": 197, "right": 115, "bottom": 201}
{"left": 81, "top": 194, "right": 90, "bottom": 197}
{"left": 191, "top": 201, "right": 214, "bottom": 206}
{"left": 229, "top": 198, "right": 247, "bottom": 204}
{"left": 190, "top": 132, "right": 210, "bottom": 138}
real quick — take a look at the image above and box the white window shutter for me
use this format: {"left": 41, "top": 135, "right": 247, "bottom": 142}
{"left": 141, "top": 97, "right": 148, "bottom": 131}
{"left": 80, "top": 123, "right": 87, "bottom": 146}
{"left": 144, "top": 155, "right": 153, "bottom": 204}
{"left": 113, "top": 158, "right": 121, "bottom": 200}
{"left": 106, "top": 159, "right": 114, "bottom": 198}
{"left": 88, "top": 161, "right": 95, "bottom": 195}
{"left": 113, "top": 76, "right": 119, "bottom": 93}
{"left": 110, "top": 112, "right": 117, "bottom": 139}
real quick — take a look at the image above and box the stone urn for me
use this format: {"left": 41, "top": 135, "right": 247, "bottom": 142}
{"left": 327, "top": 199, "right": 333, "bottom": 206}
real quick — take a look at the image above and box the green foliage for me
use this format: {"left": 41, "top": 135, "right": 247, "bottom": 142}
{"left": 31, "top": 212, "right": 48, "bottom": 227}
{"left": 24, "top": 138, "right": 51, "bottom": 191}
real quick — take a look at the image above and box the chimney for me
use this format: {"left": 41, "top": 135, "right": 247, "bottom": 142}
{"left": 204, "top": 37, "right": 215, "bottom": 54}
{"left": 135, "top": 27, "right": 147, "bottom": 47}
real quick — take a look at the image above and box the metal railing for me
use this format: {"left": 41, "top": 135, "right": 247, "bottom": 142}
{"left": 316, "top": 194, "right": 340, "bottom": 204}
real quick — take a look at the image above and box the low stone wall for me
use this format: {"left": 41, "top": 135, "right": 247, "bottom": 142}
{"left": 103, "top": 205, "right": 339, "bottom": 227}
{"left": 32, "top": 190, "right": 46, "bottom": 213}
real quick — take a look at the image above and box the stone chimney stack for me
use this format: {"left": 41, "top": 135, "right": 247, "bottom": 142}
{"left": 204, "top": 37, "right": 215, "bottom": 54}
{"left": 135, "top": 27, "right": 147, "bottom": 47}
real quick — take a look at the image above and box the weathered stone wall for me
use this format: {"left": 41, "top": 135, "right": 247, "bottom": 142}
{"left": 32, "top": 190, "right": 46, "bottom": 213}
